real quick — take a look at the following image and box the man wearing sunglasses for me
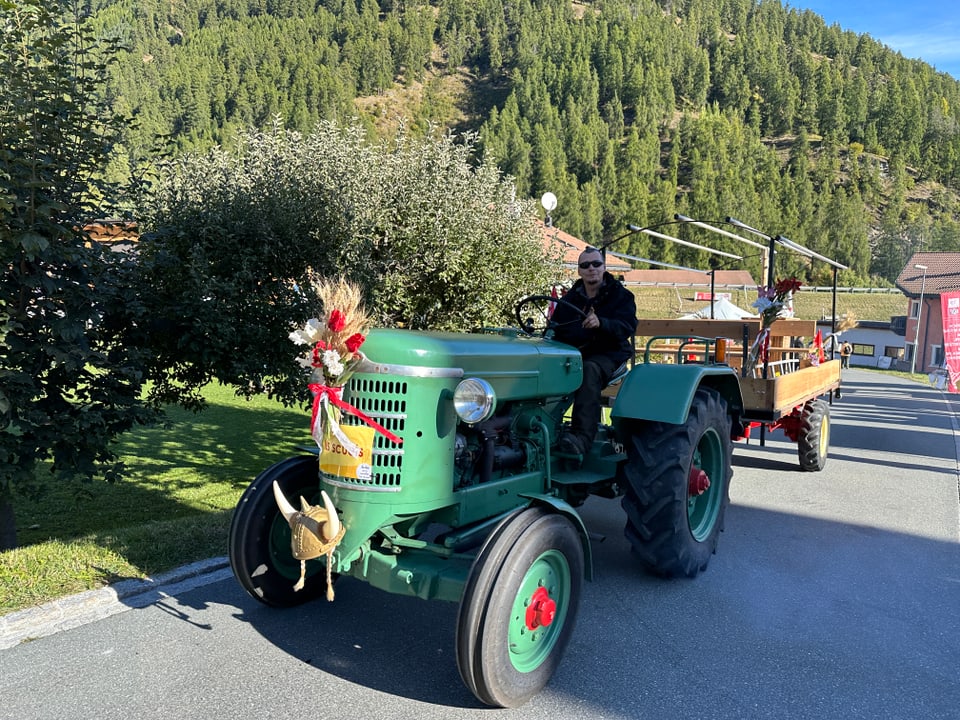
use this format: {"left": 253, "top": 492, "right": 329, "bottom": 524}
{"left": 551, "top": 247, "right": 637, "bottom": 461}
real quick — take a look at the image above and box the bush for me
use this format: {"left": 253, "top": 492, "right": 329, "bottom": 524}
{"left": 136, "top": 121, "right": 560, "bottom": 405}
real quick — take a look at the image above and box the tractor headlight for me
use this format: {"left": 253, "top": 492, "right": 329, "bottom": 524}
{"left": 454, "top": 378, "right": 496, "bottom": 424}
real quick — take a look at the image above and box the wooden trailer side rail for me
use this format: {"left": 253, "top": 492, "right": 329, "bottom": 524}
{"left": 632, "top": 318, "right": 840, "bottom": 419}
{"left": 635, "top": 318, "right": 816, "bottom": 347}
{"left": 739, "top": 360, "right": 841, "bottom": 421}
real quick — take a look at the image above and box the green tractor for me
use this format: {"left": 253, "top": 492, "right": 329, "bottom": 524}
{"left": 228, "top": 295, "right": 743, "bottom": 708}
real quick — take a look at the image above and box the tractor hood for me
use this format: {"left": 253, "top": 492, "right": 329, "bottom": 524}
{"left": 359, "top": 328, "right": 582, "bottom": 400}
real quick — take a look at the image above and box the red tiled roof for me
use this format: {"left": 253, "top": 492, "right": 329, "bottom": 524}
{"left": 83, "top": 219, "right": 139, "bottom": 242}
{"left": 895, "top": 252, "right": 960, "bottom": 296}
{"left": 538, "top": 221, "right": 631, "bottom": 273}
{"left": 536, "top": 219, "right": 757, "bottom": 286}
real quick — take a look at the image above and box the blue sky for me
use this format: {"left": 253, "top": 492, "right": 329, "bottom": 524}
{"left": 791, "top": 1, "right": 960, "bottom": 79}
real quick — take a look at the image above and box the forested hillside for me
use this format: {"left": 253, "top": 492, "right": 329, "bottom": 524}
{"left": 92, "top": 0, "right": 960, "bottom": 285}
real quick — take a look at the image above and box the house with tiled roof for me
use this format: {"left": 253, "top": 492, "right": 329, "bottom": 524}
{"left": 538, "top": 221, "right": 631, "bottom": 275}
{"left": 538, "top": 220, "right": 756, "bottom": 297}
{"left": 621, "top": 268, "right": 756, "bottom": 287}
{"left": 82, "top": 219, "right": 139, "bottom": 253}
{"left": 895, "top": 252, "right": 960, "bottom": 372}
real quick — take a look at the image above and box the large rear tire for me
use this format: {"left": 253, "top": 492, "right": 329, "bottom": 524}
{"left": 619, "top": 387, "right": 733, "bottom": 578}
{"left": 456, "top": 508, "right": 583, "bottom": 708}
{"left": 228, "top": 455, "right": 329, "bottom": 607}
{"left": 797, "top": 398, "right": 830, "bottom": 472}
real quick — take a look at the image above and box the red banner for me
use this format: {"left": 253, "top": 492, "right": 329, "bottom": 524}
{"left": 940, "top": 291, "right": 960, "bottom": 392}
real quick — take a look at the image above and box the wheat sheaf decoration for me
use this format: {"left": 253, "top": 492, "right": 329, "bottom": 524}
{"left": 289, "top": 275, "right": 401, "bottom": 451}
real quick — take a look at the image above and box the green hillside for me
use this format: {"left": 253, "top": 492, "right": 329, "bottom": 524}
{"left": 91, "top": 0, "right": 960, "bottom": 284}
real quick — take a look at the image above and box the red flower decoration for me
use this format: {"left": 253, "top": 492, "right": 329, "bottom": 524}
{"left": 345, "top": 333, "right": 366, "bottom": 353}
{"left": 774, "top": 277, "right": 802, "bottom": 296}
{"left": 328, "top": 309, "right": 346, "bottom": 332}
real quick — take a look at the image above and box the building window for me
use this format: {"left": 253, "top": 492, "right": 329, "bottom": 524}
{"left": 851, "top": 344, "right": 874, "bottom": 356}
{"left": 910, "top": 300, "right": 920, "bottom": 318}
{"left": 932, "top": 345, "right": 944, "bottom": 366}
{"left": 905, "top": 343, "right": 916, "bottom": 361}
{"left": 884, "top": 346, "right": 903, "bottom": 359}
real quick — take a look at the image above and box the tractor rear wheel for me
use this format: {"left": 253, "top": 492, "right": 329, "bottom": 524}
{"left": 798, "top": 398, "right": 830, "bottom": 472}
{"left": 456, "top": 508, "right": 583, "bottom": 708}
{"left": 619, "top": 387, "right": 732, "bottom": 577}
{"left": 228, "top": 455, "right": 329, "bottom": 607}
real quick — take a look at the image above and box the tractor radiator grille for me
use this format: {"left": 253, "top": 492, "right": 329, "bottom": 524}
{"left": 340, "top": 377, "right": 407, "bottom": 489}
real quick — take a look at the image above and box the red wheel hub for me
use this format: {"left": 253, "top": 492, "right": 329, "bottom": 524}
{"left": 525, "top": 586, "right": 556, "bottom": 630}
{"left": 688, "top": 467, "right": 711, "bottom": 496}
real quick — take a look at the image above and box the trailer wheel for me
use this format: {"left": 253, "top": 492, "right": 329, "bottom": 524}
{"left": 228, "top": 455, "right": 329, "bottom": 607}
{"left": 798, "top": 399, "right": 830, "bottom": 472}
{"left": 456, "top": 509, "right": 583, "bottom": 708}
{"left": 620, "top": 387, "right": 732, "bottom": 578}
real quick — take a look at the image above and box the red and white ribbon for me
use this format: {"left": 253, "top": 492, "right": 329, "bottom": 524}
{"left": 308, "top": 383, "right": 403, "bottom": 453}
{"left": 749, "top": 327, "right": 771, "bottom": 367}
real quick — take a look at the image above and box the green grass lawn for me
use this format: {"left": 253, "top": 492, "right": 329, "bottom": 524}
{"left": 1, "top": 384, "right": 313, "bottom": 614}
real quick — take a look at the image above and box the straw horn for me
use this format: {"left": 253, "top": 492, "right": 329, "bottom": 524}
{"left": 273, "top": 481, "right": 298, "bottom": 526}
{"left": 320, "top": 490, "right": 341, "bottom": 541}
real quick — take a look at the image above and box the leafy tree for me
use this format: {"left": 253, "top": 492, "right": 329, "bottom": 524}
{"left": 0, "top": 0, "right": 156, "bottom": 548}
{"left": 135, "top": 121, "right": 559, "bottom": 407}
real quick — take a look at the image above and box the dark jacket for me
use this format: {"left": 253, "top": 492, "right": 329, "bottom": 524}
{"left": 551, "top": 273, "right": 637, "bottom": 364}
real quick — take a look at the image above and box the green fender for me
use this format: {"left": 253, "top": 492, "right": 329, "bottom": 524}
{"left": 519, "top": 493, "right": 594, "bottom": 582}
{"left": 610, "top": 363, "right": 743, "bottom": 426}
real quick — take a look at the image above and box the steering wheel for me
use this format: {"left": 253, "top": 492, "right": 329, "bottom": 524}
{"left": 514, "top": 294, "right": 587, "bottom": 337}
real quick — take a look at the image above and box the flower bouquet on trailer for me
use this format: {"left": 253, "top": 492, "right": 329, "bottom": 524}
{"left": 749, "top": 277, "right": 802, "bottom": 373}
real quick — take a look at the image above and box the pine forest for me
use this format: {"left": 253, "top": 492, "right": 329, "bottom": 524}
{"left": 91, "top": 0, "right": 960, "bottom": 285}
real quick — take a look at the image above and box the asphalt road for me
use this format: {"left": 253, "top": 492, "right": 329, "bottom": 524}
{"left": 2, "top": 369, "right": 958, "bottom": 719}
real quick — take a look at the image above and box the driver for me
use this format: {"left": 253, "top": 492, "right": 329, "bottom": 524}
{"left": 551, "top": 247, "right": 637, "bottom": 459}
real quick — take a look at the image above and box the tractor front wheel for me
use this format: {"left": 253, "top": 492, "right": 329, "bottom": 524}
{"left": 228, "top": 455, "right": 329, "bottom": 607}
{"left": 456, "top": 508, "right": 584, "bottom": 708}
{"left": 619, "top": 387, "right": 733, "bottom": 578}
{"left": 798, "top": 398, "right": 830, "bottom": 472}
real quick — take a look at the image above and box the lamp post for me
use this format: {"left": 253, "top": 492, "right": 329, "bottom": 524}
{"left": 541, "top": 192, "right": 557, "bottom": 228}
{"left": 910, "top": 264, "right": 928, "bottom": 375}
{"left": 708, "top": 257, "right": 719, "bottom": 319}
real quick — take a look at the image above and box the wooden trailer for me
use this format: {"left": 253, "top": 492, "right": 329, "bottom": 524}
{"left": 632, "top": 317, "right": 841, "bottom": 470}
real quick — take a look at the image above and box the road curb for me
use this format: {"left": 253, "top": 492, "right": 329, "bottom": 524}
{"left": 0, "top": 556, "right": 231, "bottom": 650}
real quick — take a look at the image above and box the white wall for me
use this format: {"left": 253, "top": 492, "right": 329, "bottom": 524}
{"left": 817, "top": 323, "right": 904, "bottom": 368}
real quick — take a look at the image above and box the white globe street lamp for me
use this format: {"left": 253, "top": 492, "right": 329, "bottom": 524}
{"left": 541, "top": 192, "right": 557, "bottom": 227}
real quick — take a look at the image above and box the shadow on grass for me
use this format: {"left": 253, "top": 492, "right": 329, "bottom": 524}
{"left": 117, "top": 397, "right": 312, "bottom": 489}
{"left": 13, "top": 395, "right": 314, "bottom": 550}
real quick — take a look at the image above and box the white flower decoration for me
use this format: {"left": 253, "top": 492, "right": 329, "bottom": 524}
{"left": 751, "top": 297, "right": 776, "bottom": 312}
{"left": 289, "top": 318, "right": 326, "bottom": 345}
{"left": 322, "top": 349, "right": 345, "bottom": 377}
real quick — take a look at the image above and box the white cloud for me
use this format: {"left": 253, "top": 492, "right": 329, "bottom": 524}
{"left": 873, "top": 21, "right": 960, "bottom": 76}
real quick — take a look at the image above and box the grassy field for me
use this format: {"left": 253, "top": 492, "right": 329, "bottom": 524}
{"left": 632, "top": 286, "right": 906, "bottom": 322}
{"left": 1, "top": 385, "right": 313, "bottom": 614}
